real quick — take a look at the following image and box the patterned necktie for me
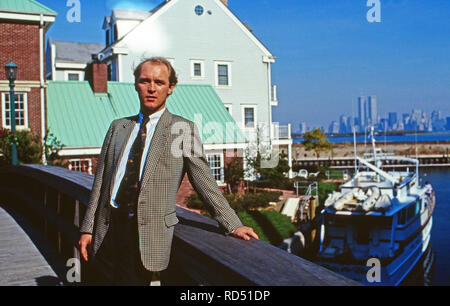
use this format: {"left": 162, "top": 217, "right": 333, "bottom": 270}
{"left": 115, "top": 116, "right": 150, "bottom": 218}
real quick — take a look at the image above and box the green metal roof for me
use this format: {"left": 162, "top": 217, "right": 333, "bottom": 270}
{"left": 0, "top": 0, "right": 57, "bottom": 15}
{"left": 46, "top": 81, "right": 246, "bottom": 149}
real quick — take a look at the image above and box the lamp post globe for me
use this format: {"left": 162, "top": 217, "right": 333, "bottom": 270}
{"left": 4, "top": 60, "right": 18, "bottom": 166}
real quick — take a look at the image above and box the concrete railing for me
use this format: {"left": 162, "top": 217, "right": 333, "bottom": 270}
{"left": 0, "top": 164, "right": 359, "bottom": 286}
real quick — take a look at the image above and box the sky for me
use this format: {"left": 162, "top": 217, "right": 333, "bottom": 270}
{"left": 39, "top": 0, "right": 450, "bottom": 131}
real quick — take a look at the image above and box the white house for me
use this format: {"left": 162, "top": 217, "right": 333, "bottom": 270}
{"left": 97, "top": 0, "right": 293, "bottom": 177}
{"left": 46, "top": 38, "right": 104, "bottom": 81}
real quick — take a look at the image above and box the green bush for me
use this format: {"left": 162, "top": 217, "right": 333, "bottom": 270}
{"left": 186, "top": 191, "right": 296, "bottom": 246}
{"left": 0, "top": 128, "right": 42, "bottom": 166}
{"left": 318, "top": 181, "right": 337, "bottom": 206}
{"left": 186, "top": 190, "right": 282, "bottom": 213}
{"left": 235, "top": 191, "right": 282, "bottom": 210}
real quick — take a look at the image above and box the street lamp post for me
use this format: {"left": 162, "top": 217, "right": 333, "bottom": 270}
{"left": 5, "top": 61, "right": 18, "bottom": 165}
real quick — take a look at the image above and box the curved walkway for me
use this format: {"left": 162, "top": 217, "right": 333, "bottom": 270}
{"left": 0, "top": 205, "right": 63, "bottom": 286}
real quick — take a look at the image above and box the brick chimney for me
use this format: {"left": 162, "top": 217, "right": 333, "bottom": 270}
{"left": 220, "top": 0, "right": 228, "bottom": 6}
{"left": 85, "top": 55, "right": 107, "bottom": 93}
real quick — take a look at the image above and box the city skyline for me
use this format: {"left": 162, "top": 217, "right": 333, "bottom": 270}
{"left": 297, "top": 97, "right": 450, "bottom": 134}
{"left": 39, "top": 0, "right": 450, "bottom": 128}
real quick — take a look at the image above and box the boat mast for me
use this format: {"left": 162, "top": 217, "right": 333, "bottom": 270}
{"left": 370, "top": 126, "right": 380, "bottom": 182}
{"left": 353, "top": 126, "right": 357, "bottom": 174}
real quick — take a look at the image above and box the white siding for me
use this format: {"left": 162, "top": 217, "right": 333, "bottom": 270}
{"left": 112, "top": 0, "right": 273, "bottom": 142}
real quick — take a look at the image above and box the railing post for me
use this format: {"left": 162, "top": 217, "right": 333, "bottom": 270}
{"left": 57, "top": 192, "right": 61, "bottom": 255}
{"left": 44, "top": 185, "right": 48, "bottom": 237}
{"left": 73, "top": 200, "right": 80, "bottom": 261}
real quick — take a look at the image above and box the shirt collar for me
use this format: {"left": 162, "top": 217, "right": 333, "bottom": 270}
{"left": 138, "top": 107, "right": 166, "bottom": 125}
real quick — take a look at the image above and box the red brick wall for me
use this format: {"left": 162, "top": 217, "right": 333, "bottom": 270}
{"left": 0, "top": 21, "right": 43, "bottom": 138}
{"left": 0, "top": 21, "right": 40, "bottom": 81}
{"left": 27, "top": 88, "right": 42, "bottom": 137}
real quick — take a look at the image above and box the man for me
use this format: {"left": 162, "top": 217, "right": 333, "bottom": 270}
{"left": 78, "top": 57, "right": 258, "bottom": 285}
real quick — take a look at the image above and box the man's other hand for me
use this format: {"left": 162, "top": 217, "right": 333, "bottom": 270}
{"left": 232, "top": 226, "right": 259, "bottom": 241}
{"left": 78, "top": 234, "right": 92, "bottom": 262}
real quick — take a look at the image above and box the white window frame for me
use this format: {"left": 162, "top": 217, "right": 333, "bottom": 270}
{"left": 224, "top": 103, "right": 232, "bottom": 115}
{"left": 68, "top": 158, "right": 93, "bottom": 175}
{"left": 2, "top": 92, "right": 28, "bottom": 130}
{"left": 241, "top": 105, "right": 257, "bottom": 130}
{"left": 206, "top": 151, "right": 224, "bottom": 184}
{"left": 214, "top": 61, "right": 232, "bottom": 87}
{"left": 190, "top": 59, "right": 205, "bottom": 79}
{"left": 64, "top": 70, "right": 82, "bottom": 81}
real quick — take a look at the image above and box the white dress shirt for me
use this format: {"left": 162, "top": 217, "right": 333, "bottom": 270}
{"left": 110, "top": 108, "right": 166, "bottom": 208}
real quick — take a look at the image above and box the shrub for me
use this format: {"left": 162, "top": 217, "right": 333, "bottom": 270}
{"left": 0, "top": 128, "right": 42, "bottom": 166}
{"left": 235, "top": 191, "right": 282, "bottom": 210}
{"left": 186, "top": 190, "right": 282, "bottom": 214}
{"left": 318, "top": 181, "right": 337, "bottom": 206}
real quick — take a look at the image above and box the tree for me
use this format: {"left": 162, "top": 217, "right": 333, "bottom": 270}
{"left": 0, "top": 128, "right": 42, "bottom": 166}
{"left": 44, "top": 129, "right": 68, "bottom": 167}
{"left": 259, "top": 152, "right": 291, "bottom": 188}
{"left": 0, "top": 128, "right": 67, "bottom": 167}
{"left": 302, "top": 128, "right": 332, "bottom": 158}
{"left": 223, "top": 156, "right": 244, "bottom": 194}
{"left": 245, "top": 126, "right": 291, "bottom": 190}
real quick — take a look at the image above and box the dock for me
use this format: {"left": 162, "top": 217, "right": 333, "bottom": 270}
{"left": 0, "top": 204, "right": 64, "bottom": 286}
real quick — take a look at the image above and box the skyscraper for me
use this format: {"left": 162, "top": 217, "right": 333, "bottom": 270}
{"left": 358, "top": 96, "right": 366, "bottom": 132}
{"left": 357, "top": 95, "right": 377, "bottom": 131}
{"left": 329, "top": 121, "right": 339, "bottom": 134}
{"left": 388, "top": 112, "right": 397, "bottom": 129}
{"left": 339, "top": 115, "right": 348, "bottom": 133}
{"left": 367, "top": 96, "right": 377, "bottom": 127}
{"left": 299, "top": 121, "right": 307, "bottom": 134}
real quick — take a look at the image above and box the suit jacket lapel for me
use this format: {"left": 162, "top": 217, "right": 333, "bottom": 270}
{"left": 109, "top": 115, "right": 137, "bottom": 194}
{"left": 140, "top": 109, "right": 172, "bottom": 192}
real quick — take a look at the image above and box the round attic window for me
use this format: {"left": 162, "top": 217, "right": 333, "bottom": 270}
{"left": 195, "top": 5, "right": 204, "bottom": 16}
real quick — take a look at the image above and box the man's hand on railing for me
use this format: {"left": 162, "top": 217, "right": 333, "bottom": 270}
{"left": 232, "top": 226, "right": 259, "bottom": 241}
{"left": 78, "top": 234, "right": 92, "bottom": 262}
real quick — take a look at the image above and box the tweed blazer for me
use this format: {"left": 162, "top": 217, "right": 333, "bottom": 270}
{"left": 80, "top": 109, "right": 243, "bottom": 271}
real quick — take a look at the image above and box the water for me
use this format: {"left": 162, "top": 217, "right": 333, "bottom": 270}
{"left": 421, "top": 167, "right": 450, "bottom": 285}
{"left": 294, "top": 132, "right": 450, "bottom": 144}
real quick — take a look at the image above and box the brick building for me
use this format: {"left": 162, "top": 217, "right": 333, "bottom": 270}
{"left": 0, "top": 0, "right": 56, "bottom": 141}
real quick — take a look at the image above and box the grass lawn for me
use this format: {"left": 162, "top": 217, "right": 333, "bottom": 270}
{"left": 237, "top": 210, "right": 298, "bottom": 246}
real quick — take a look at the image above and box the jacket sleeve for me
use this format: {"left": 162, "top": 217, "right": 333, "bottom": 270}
{"left": 183, "top": 122, "right": 243, "bottom": 235}
{"left": 79, "top": 122, "right": 115, "bottom": 234}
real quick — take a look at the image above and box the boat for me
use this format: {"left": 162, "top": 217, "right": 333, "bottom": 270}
{"left": 315, "top": 128, "right": 435, "bottom": 286}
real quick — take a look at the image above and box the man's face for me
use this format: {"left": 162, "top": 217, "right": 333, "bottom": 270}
{"left": 135, "top": 62, "right": 175, "bottom": 115}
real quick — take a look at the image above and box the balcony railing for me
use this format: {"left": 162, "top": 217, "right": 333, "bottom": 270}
{"left": 272, "top": 123, "right": 291, "bottom": 140}
{"left": 0, "top": 164, "right": 358, "bottom": 286}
